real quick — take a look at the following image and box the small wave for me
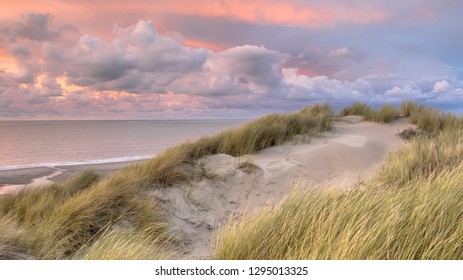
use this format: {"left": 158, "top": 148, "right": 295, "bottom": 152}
{"left": 0, "top": 155, "right": 154, "bottom": 171}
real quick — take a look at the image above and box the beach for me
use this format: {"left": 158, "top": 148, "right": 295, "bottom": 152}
{"left": 0, "top": 119, "right": 244, "bottom": 195}
{"left": 0, "top": 160, "right": 147, "bottom": 194}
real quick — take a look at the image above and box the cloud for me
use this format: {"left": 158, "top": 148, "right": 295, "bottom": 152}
{"left": 282, "top": 68, "right": 372, "bottom": 103}
{"left": 383, "top": 85, "right": 426, "bottom": 103}
{"left": 39, "top": 75, "right": 62, "bottom": 97}
{"left": 433, "top": 80, "right": 450, "bottom": 93}
{"left": 61, "top": 21, "right": 208, "bottom": 93}
{"left": 328, "top": 48, "right": 352, "bottom": 57}
{"left": 1, "top": 7, "right": 463, "bottom": 119}
{"left": 210, "top": 45, "right": 288, "bottom": 88}
{"left": 114, "top": 20, "right": 157, "bottom": 48}
{"left": 8, "top": 43, "right": 31, "bottom": 60}
{"left": 67, "top": 34, "right": 137, "bottom": 84}
{"left": 168, "top": 44, "right": 289, "bottom": 101}
{"left": 6, "top": 43, "right": 39, "bottom": 84}
{"left": 14, "top": 13, "right": 60, "bottom": 41}
{"left": 0, "top": 13, "right": 61, "bottom": 45}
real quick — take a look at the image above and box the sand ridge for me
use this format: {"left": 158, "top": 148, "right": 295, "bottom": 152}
{"left": 154, "top": 116, "right": 414, "bottom": 259}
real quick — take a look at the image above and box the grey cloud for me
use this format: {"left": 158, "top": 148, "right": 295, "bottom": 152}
{"left": 0, "top": 13, "right": 61, "bottom": 45}
{"left": 8, "top": 44, "right": 31, "bottom": 60}
{"left": 62, "top": 22, "right": 208, "bottom": 93}
{"left": 66, "top": 35, "right": 137, "bottom": 85}
{"left": 40, "top": 75, "right": 62, "bottom": 97}
{"left": 169, "top": 45, "right": 289, "bottom": 99}
{"left": 16, "top": 13, "right": 60, "bottom": 41}
{"left": 118, "top": 21, "right": 208, "bottom": 74}
{"left": 6, "top": 44, "right": 40, "bottom": 84}
{"left": 219, "top": 45, "right": 288, "bottom": 87}
{"left": 15, "top": 65, "right": 38, "bottom": 84}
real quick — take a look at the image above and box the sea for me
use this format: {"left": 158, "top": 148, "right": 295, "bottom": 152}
{"left": 0, "top": 120, "right": 245, "bottom": 171}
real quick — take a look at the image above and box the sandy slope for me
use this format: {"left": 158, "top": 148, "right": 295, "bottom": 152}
{"left": 154, "top": 116, "right": 414, "bottom": 259}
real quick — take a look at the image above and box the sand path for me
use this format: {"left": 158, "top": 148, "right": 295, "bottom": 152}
{"left": 154, "top": 116, "right": 414, "bottom": 259}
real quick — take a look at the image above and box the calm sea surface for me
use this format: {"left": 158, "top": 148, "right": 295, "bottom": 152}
{"left": 0, "top": 120, "right": 245, "bottom": 170}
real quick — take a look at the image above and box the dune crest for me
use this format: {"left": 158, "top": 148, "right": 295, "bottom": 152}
{"left": 155, "top": 116, "right": 414, "bottom": 259}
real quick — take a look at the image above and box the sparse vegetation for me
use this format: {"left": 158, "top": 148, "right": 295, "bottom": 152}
{"left": 396, "top": 127, "right": 428, "bottom": 140}
{"left": 236, "top": 157, "right": 260, "bottom": 174}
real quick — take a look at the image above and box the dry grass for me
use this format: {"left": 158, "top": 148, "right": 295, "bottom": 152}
{"left": 74, "top": 227, "right": 172, "bottom": 260}
{"left": 215, "top": 101, "right": 463, "bottom": 260}
{"left": 376, "top": 129, "right": 463, "bottom": 187}
{"left": 0, "top": 170, "right": 169, "bottom": 259}
{"left": 400, "top": 100, "right": 463, "bottom": 134}
{"left": 339, "top": 102, "right": 399, "bottom": 123}
{"left": 215, "top": 165, "right": 463, "bottom": 259}
{"left": 235, "top": 157, "right": 260, "bottom": 174}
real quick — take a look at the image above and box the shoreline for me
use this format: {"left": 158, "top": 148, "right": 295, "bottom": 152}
{"left": 0, "top": 159, "right": 149, "bottom": 194}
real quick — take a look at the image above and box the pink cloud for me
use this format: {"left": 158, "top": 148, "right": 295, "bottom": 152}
{"left": 433, "top": 80, "right": 450, "bottom": 93}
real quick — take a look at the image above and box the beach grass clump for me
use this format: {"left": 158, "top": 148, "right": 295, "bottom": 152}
{"left": 0, "top": 216, "right": 35, "bottom": 259}
{"left": 215, "top": 164, "right": 463, "bottom": 259}
{"left": 216, "top": 104, "right": 332, "bottom": 157}
{"left": 376, "top": 129, "right": 463, "bottom": 187}
{"left": 74, "top": 227, "right": 171, "bottom": 260}
{"left": 341, "top": 101, "right": 463, "bottom": 130}
{"left": 0, "top": 170, "right": 100, "bottom": 228}
{"left": 400, "top": 100, "right": 463, "bottom": 134}
{"left": 235, "top": 157, "right": 260, "bottom": 174}
{"left": 34, "top": 173, "right": 167, "bottom": 259}
{"left": 399, "top": 100, "right": 419, "bottom": 118}
{"left": 339, "top": 102, "right": 373, "bottom": 119}
{"left": 0, "top": 170, "right": 167, "bottom": 259}
{"left": 339, "top": 102, "right": 399, "bottom": 123}
{"left": 371, "top": 104, "right": 399, "bottom": 123}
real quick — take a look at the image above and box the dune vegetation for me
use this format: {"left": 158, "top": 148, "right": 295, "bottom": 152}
{"left": 1, "top": 101, "right": 462, "bottom": 260}
{"left": 215, "top": 101, "right": 463, "bottom": 259}
{"left": 0, "top": 104, "right": 332, "bottom": 259}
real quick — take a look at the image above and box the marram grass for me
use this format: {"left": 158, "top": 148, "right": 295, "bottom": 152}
{"left": 215, "top": 101, "right": 463, "bottom": 260}
{"left": 73, "top": 227, "right": 173, "bottom": 260}
{"left": 215, "top": 161, "right": 463, "bottom": 260}
{"left": 339, "top": 102, "right": 399, "bottom": 123}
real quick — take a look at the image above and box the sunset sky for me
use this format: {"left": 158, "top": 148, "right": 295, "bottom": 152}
{"left": 1, "top": 0, "right": 462, "bottom": 119}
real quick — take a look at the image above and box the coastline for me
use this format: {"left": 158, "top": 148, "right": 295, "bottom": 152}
{"left": 0, "top": 159, "right": 148, "bottom": 194}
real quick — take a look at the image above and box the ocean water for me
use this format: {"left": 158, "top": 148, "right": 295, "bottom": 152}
{"left": 0, "top": 120, "right": 245, "bottom": 170}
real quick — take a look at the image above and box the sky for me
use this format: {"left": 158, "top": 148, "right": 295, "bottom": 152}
{"left": 1, "top": 0, "right": 463, "bottom": 119}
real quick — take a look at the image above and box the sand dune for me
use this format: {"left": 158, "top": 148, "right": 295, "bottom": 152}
{"left": 0, "top": 116, "right": 415, "bottom": 259}
{"left": 154, "top": 116, "right": 414, "bottom": 259}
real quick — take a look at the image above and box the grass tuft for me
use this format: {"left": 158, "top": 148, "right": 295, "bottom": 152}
{"left": 400, "top": 100, "right": 462, "bottom": 134}
{"left": 339, "top": 103, "right": 399, "bottom": 123}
